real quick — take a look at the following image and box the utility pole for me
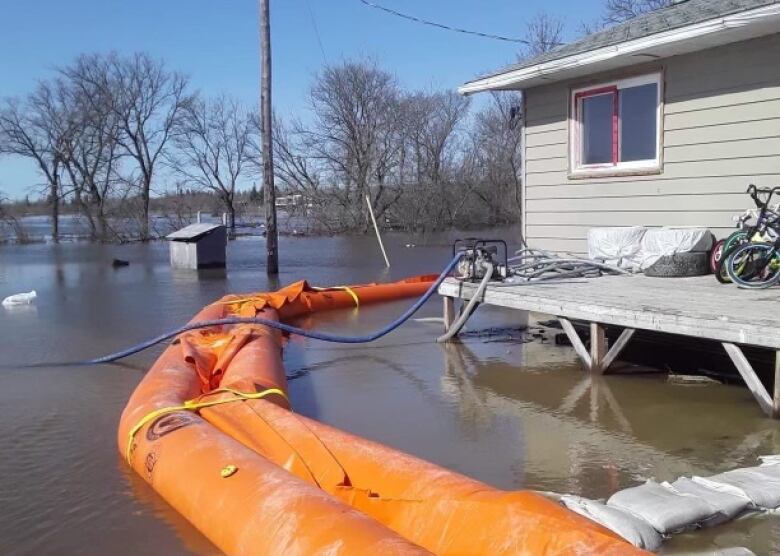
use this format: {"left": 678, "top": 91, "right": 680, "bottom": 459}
{"left": 260, "top": 0, "right": 278, "bottom": 275}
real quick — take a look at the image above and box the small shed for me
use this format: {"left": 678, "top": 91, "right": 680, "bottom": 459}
{"left": 166, "top": 223, "right": 227, "bottom": 269}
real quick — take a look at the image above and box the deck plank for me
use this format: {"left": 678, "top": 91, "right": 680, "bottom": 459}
{"left": 439, "top": 275, "right": 780, "bottom": 350}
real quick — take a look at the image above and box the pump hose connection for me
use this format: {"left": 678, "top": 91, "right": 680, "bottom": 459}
{"left": 28, "top": 252, "right": 467, "bottom": 368}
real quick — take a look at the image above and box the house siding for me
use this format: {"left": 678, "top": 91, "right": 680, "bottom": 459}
{"left": 523, "top": 33, "right": 780, "bottom": 254}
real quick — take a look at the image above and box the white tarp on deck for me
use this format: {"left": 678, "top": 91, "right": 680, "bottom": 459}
{"left": 588, "top": 226, "right": 713, "bottom": 271}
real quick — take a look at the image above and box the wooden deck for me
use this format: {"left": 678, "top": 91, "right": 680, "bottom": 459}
{"left": 438, "top": 275, "right": 780, "bottom": 417}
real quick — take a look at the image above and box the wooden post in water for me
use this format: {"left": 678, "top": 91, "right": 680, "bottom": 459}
{"left": 589, "top": 322, "right": 607, "bottom": 374}
{"left": 365, "top": 194, "right": 390, "bottom": 268}
{"left": 260, "top": 0, "right": 278, "bottom": 275}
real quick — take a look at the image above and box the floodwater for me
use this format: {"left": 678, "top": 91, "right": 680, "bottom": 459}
{"left": 1, "top": 230, "right": 780, "bottom": 555}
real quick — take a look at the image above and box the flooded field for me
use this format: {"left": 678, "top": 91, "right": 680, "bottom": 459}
{"left": 1, "top": 230, "right": 780, "bottom": 555}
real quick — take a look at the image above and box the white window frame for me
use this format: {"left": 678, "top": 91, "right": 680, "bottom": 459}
{"left": 569, "top": 72, "right": 663, "bottom": 177}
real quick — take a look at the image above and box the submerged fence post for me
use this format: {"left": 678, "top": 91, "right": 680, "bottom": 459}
{"left": 365, "top": 194, "right": 390, "bottom": 268}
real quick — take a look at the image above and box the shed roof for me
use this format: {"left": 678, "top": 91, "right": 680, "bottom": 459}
{"left": 460, "top": 0, "right": 780, "bottom": 94}
{"left": 166, "top": 223, "right": 224, "bottom": 241}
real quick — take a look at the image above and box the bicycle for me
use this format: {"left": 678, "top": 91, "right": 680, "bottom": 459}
{"left": 725, "top": 238, "right": 780, "bottom": 288}
{"left": 714, "top": 184, "right": 780, "bottom": 283}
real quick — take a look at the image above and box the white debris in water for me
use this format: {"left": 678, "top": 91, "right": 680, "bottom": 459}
{"left": 2, "top": 290, "right": 37, "bottom": 306}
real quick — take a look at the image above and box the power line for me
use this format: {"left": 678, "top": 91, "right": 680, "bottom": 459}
{"left": 357, "top": 0, "right": 528, "bottom": 44}
{"left": 304, "top": 0, "right": 327, "bottom": 60}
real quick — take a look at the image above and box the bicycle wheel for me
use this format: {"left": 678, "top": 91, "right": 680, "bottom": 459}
{"left": 725, "top": 242, "right": 780, "bottom": 288}
{"left": 715, "top": 230, "right": 748, "bottom": 284}
{"left": 710, "top": 238, "right": 725, "bottom": 275}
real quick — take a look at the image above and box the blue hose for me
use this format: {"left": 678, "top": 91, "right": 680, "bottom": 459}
{"left": 60, "top": 253, "right": 463, "bottom": 367}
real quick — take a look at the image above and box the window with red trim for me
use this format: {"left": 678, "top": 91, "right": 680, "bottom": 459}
{"left": 571, "top": 73, "right": 661, "bottom": 173}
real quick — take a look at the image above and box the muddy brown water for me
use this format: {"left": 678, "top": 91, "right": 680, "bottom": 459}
{"left": 1, "top": 230, "right": 780, "bottom": 555}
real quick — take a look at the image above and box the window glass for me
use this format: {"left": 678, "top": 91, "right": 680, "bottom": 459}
{"left": 619, "top": 83, "right": 657, "bottom": 162}
{"left": 581, "top": 93, "right": 614, "bottom": 165}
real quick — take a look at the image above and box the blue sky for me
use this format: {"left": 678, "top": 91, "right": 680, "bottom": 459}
{"left": 0, "top": 0, "right": 598, "bottom": 199}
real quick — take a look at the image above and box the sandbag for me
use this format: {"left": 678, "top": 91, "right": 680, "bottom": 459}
{"left": 700, "top": 466, "right": 780, "bottom": 509}
{"left": 669, "top": 477, "right": 750, "bottom": 525}
{"left": 607, "top": 480, "right": 716, "bottom": 534}
{"left": 560, "top": 495, "right": 663, "bottom": 552}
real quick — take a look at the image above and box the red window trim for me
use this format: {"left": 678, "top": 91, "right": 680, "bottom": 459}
{"left": 574, "top": 85, "right": 619, "bottom": 166}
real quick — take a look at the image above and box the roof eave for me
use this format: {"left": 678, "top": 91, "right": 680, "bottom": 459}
{"left": 459, "top": 3, "right": 780, "bottom": 95}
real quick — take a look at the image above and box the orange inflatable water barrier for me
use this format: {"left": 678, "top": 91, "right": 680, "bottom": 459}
{"left": 119, "top": 276, "right": 645, "bottom": 555}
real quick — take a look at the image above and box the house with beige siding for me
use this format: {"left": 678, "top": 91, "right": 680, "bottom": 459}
{"left": 461, "top": 0, "right": 780, "bottom": 253}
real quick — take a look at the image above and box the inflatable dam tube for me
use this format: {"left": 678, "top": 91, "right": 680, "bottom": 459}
{"left": 118, "top": 276, "right": 645, "bottom": 555}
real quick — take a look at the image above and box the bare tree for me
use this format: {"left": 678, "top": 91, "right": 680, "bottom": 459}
{"left": 169, "top": 96, "right": 253, "bottom": 233}
{"left": 264, "top": 115, "right": 339, "bottom": 233}
{"left": 602, "top": 0, "right": 672, "bottom": 24}
{"left": 392, "top": 91, "right": 469, "bottom": 230}
{"left": 521, "top": 13, "right": 565, "bottom": 59}
{"left": 270, "top": 115, "right": 321, "bottom": 197}
{"left": 300, "top": 60, "right": 404, "bottom": 230}
{"left": 579, "top": 0, "right": 672, "bottom": 41}
{"left": 0, "top": 83, "right": 71, "bottom": 242}
{"left": 0, "top": 190, "right": 32, "bottom": 243}
{"left": 463, "top": 92, "right": 523, "bottom": 224}
{"left": 62, "top": 53, "right": 191, "bottom": 240}
{"left": 58, "top": 76, "right": 123, "bottom": 242}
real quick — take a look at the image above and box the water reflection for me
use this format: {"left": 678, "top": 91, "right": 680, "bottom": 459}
{"left": 435, "top": 337, "right": 780, "bottom": 492}
{"left": 558, "top": 375, "right": 633, "bottom": 434}
{"left": 2, "top": 303, "right": 39, "bottom": 318}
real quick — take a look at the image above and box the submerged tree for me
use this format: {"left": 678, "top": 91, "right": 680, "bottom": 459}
{"left": 463, "top": 92, "right": 523, "bottom": 224}
{"left": 0, "top": 84, "right": 71, "bottom": 242}
{"left": 392, "top": 90, "right": 470, "bottom": 231}
{"left": 169, "top": 96, "right": 254, "bottom": 233}
{"left": 62, "top": 52, "right": 192, "bottom": 240}
{"left": 301, "top": 60, "right": 404, "bottom": 230}
{"left": 58, "top": 74, "right": 124, "bottom": 242}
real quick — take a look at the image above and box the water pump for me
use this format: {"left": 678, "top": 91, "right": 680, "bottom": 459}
{"left": 452, "top": 238, "right": 508, "bottom": 282}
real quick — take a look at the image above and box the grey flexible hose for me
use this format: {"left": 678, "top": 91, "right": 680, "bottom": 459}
{"left": 436, "top": 263, "right": 494, "bottom": 343}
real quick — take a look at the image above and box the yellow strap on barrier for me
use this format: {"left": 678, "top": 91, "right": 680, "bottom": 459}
{"left": 125, "top": 387, "right": 289, "bottom": 465}
{"left": 218, "top": 296, "right": 263, "bottom": 306}
{"left": 312, "top": 286, "right": 360, "bottom": 308}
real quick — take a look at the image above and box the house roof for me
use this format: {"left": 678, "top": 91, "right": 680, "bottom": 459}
{"left": 460, "top": 0, "right": 780, "bottom": 94}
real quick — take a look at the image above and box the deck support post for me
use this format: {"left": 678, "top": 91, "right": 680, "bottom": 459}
{"left": 774, "top": 351, "right": 780, "bottom": 418}
{"left": 443, "top": 296, "right": 456, "bottom": 335}
{"left": 559, "top": 318, "right": 593, "bottom": 370}
{"left": 723, "top": 342, "right": 775, "bottom": 418}
{"left": 559, "top": 318, "right": 635, "bottom": 374}
{"left": 590, "top": 323, "right": 607, "bottom": 374}
{"left": 601, "top": 328, "right": 636, "bottom": 373}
